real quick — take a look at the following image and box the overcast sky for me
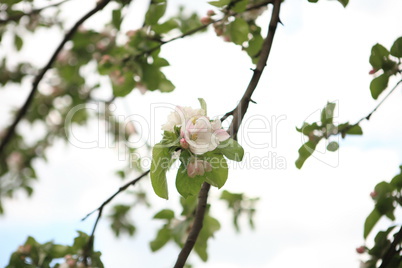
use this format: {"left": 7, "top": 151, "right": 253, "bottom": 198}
{"left": 1, "top": 0, "right": 402, "bottom": 267}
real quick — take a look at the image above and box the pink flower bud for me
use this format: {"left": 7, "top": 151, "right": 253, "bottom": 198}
{"left": 223, "top": 35, "right": 231, "bottom": 42}
{"left": 187, "top": 160, "right": 203, "bottom": 177}
{"left": 100, "top": 55, "right": 111, "bottom": 65}
{"left": 187, "top": 162, "right": 197, "bottom": 178}
{"left": 203, "top": 161, "right": 212, "bottom": 172}
{"left": 356, "top": 246, "right": 365, "bottom": 254}
{"left": 180, "top": 138, "right": 189, "bottom": 149}
{"left": 370, "top": 191, "right": 377, "bottom": 198}
{"left": 369, "top": 69, "right": 378, "bottom": 75}
{"left": 207, "top": 10, "right": 215, "bottom": 16}
{"left": 126, "top": 30, "right": 137, "bottom": 37}
{"left": 214, "top": 27, "right": 224, "bottom": 36}
{"left": 200, "top": 16, "right": 212, "bottom": 25}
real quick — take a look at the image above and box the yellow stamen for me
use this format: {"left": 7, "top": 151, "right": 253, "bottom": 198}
{"left": 190, "top": 134, "right": 198, "bottom": 141}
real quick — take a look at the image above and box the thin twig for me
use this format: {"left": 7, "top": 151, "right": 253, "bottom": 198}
{"left": 0, "top": 0, "right": 111, "bottom": 161}
{"left": 81, "top": 170, "right": 150, "bottom": 265}
{"left": 0, "top": 0, "right": 71, "bottom": 24}
{"left": 332, "top": 79, "right": 402, "bottom": 137}
{"left": 122, "top": 0, "right": 273, "bottom": 63}
{"left": 355, "top": 79, "right": 402, "bottom": 125}
{"left": 173, "top": 1, "right": 282, "bottom": 267}
{"left": 81, "top": 170, "right": 150, "bottom": 222}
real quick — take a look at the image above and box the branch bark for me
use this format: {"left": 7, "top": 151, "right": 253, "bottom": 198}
{"left": 173, "top": 1, "right": 282, "bottom": 267}
{"left": 0, "top": 0, "right": 111, "bottom": 160}
{"left": 229, "top": 0, "right": 282, "bottom": 139}
{"left": 173, "top": 182, "right": 211, "bottom": 268}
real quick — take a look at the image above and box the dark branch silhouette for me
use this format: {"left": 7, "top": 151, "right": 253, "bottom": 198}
{"left": 0, "top": 0, "right": 111, "bottom": 161}
{"left": 229, "top": 0, "right": 282, "bottom": 140}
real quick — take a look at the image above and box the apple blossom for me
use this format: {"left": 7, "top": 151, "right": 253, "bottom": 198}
{"left": 161, "top": 106, "right": 205, "bottom": 132}
{"left": 183, "top": 116, "right": 218, "bottom": 155}
{"left": 182, "top": 116, "right": 230, "bottom": 155}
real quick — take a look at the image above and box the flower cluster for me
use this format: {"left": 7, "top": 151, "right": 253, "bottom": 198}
{"left": 151, "top": 99, "right": 244, "bottom": 199}
{"left": 161, "top": 105, "right": 230, "bottom": 177}
{"left": 162, "top": 106, "right": 230, "bottom": 155}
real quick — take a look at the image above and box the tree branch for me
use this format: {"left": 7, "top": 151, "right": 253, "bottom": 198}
{"left": 81, "top": 170, "right": 150, "bottom": 265}
{"left": 331, "top": 78, "right": 402, "bottom": 137}
{"left": 379, "top": 225, "right": 402, "bottom": 268}
{"left": 355, "top": 79, "right": 402, "bottom": 125}
{"left": 0, "top": 0, "right": 71, "bottom": 25}
{"left": 173, "top": 182, "right": 211, "bottom": 268}
{"left": 0, "top": 0, "right": 111, "bottom": 161}
{"left": 173, "top": 1, "right": 282, "bottom": 267}
{"left": 228, "top": 0, "right": 281, "bottom": 139}
{"left": 123, "top": 0, "right": 273, "bottom": 64}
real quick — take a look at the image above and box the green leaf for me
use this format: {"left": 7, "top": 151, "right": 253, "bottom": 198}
{"left": 151, "top": 143, "right": 171, "bottom": 199}
{"left": 112, "top": 72, "right": 136, "bottom": 97}
{"left": 152, "top": 18, "right": 179, "bottom": 34}
{"left": 321, "top": 102, "right": 336, "bottom": 125}
{"left": 145, "top": 0, "right": 167, "bottom": 25}
{"left": 159, "top": 78, "right": 175, "bottom": 92}
{"left": 14, "top": 34, "right": 23, "bottom": 51}
{"left": 296, "top": 122, "right": 320, "bottom": 135}
{"left": 154, "top": 209, "right": 175, "bottom": 220}
{"left": 216, "top": 138, "right": 244, "bottom": 162}
{"left": 176, "top": 163, "right": 204, "bottom": 198}
{"left": 246, "top": 34, "right": 263, "bottom": 58}
{"left": 390, "top": 37, "right": 402, "bottom": 57}
{"left": 295, "top": 141, "right": 317, "bottom": 169}
{"left": 374, "top": 181, "right": 393, "bottom": 197}
{"left": 205, "top": 154, "right": 228, "bottom": 188}
{"left": 345, "top": 124, "right": 363, "bottom": 135}
{"left": 375, "top": 196, "right": 395, "bottom": 220}
{"left": 327, "top": 141, "right": 339, "bottom": 152}
{"left": 370, "top": 73, "right": 389, "bottom": 100}
{"left": 198, "top": 98, "right": 207, "bottom": 114}
{"left": 112, "top": 9, "right": 122, "bottom": 30}
{"left": 337, "top": 0, "right": 349, "bottom": 7}
{"left": 228, "top": 18, "right": 249, "bottom": 45}
{"left": 109, "top": 205, "right": 136, "bottom": 237}
{"left": 194, "top": 213, "right": 221, "bottom": 261}
{"left": 390, "top": 171, "right": 402, "bottom": 190}
{"left": 150, "top": 227, "right": 171, "bottom": 252}
{"left": 232, "top": 0, "right": 248, "bottom": 12}
{"left": 208, "top": 0, "right": 230, "bottom": 7}
{"left": 369, "top": 44, "right": 389, "bottom": 69}
{"left": 307, "top": 0, "right": 319, "bottom": 3}
{"left": 364, "top": 208, "right": 381, "bottom": 239}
